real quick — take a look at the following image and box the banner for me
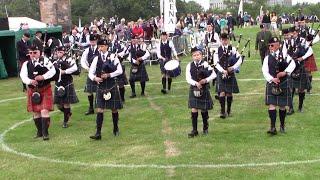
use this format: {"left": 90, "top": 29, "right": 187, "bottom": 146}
{"left": 163, "top": 0, "right": 177, "bottom": 33}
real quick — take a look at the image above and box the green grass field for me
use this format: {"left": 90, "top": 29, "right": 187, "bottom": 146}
{"left": 0, "top": 26, "right": 320, "bottom": 179}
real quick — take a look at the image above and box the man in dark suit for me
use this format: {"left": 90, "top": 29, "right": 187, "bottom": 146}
{"left": 256, "top": 24, "right": 272, "bottom": 64}
{"left": 32, "top": 31, "right": 44, "bottom": 52}
{"left": 17, "top": 33, "right": 31, "bottom": 91}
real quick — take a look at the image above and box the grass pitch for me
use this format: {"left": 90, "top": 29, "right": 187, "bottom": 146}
{"left": 0, "top": 26, "right": 320, "bottom": 179}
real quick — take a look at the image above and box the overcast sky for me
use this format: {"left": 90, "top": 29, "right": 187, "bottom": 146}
{"left": 186, "top": 0, "right": 320, "bottom": 10}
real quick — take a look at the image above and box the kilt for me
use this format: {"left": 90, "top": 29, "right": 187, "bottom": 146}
{"left": 188, "top": 85, "right": 213, "bottom": 111}
{"left": 159, "top": 60, "right": 167, "bottom": 74}
{"left": 117, "top": 64, "right": 128, "bottom": 87}
{"left": 304, "top": 54, "right": 318, "bottom": 72}
{"left": 84, "top": 77, "right": 97, "bottom": 93}
{"left": 129, "top": 64, "right": 149, "bottom": 82}
{"left": 54, "top": 82, "right": 79, "bottom": 104}
{"left": 265, "top": 79, "right": 292, "bottom": 107}
{"left": 96, "top": 79, "right": 123, "bottom": 110}
{"left": 289, "top": 67, "right": 310, "bottom": 90}
{"left": 27, "top": 84, "right": 54, "bottom": 112}
{"left": 216, "top": 72, "right": 239, "bottom": 93}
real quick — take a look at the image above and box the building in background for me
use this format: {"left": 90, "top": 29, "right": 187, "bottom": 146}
{"left": 209, "top": 0, "right": 292, "bottom": 10}
{"left": 268, "top": 0, "right": 292, "bottom": 6}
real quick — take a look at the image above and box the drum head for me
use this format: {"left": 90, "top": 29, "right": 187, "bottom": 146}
{"left": 164, "top": 60, "right": 180, "bottom": 71}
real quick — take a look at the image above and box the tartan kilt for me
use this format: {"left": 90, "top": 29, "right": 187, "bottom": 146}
{"left": 95, "top": 80, "right": 123, "bottom": 110}
{"left": 27, "top": 84, "right": 54, "bottom": 112}
{"left": 129, "top": 64, "right": 149, "bottom": 82}
{"left": 159, "top": 60, "right": 166, "bottom": 74}
{"left": 289, "top": 67, "right": 310, "bottom": 90}
{"left": 117, "top": 64, "right": 128, "bottom": 87}
{"left": 304, "top": 54, "right": 318, "bottom": 72}
{"left": 188, "top": 85, "right": 213, "bottom": 111}
{"left": 265, "top": 80, "right": 292, "bottom": 107}
{"left": 84, "top": 77, "right": 97, "bottom": 93}
{"left": 216, "top": 72, "right": 240, "bottom": 93}
{"left": 54, "top": 83, "right": 79, "bottom": 105}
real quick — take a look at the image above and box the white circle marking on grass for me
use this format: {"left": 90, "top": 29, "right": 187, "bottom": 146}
{"left": 1, "top": 95, "right": 320, "bottom": 169}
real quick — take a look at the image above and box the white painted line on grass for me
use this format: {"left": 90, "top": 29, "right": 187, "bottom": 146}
{"left": 1, "top": 117, "right": 320, "bottom": 169}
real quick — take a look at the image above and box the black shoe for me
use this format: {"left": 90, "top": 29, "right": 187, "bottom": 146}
{"left": 203, "top": 129, "right": 208, "bottom": 135}
{"left": 188, "top": 130, "right": 199, "bottom": 138}
{"left": 141, "top": 92, "right": 145, "bottom": 96}
{"left": 267, "top": 128, "right": 277, "bottom": 135}
{"left": 287, "top": 108, "right": 294, "bottom": 115}
{"left": 220, "top": 113, "right": 226, "bottom": 119}
{"left": 34, "top": 132, "right": 42, "bottom": 139}
{"left": 130, "top": 94, "right": 136, "bottom": 98}
{"left": 43, "top": 135, "right": 49, "bottom": 141}
{"left": 161, "top": 89, "right": 167, "bottom": 94}
{"left": 280, "top": 126, "right": 286, "bottom": 133}
{"left": 113, "top": 130, "right": 120, "bottom": 136}
{"left": 90, "top": 134, "right": 101, "bottom": 140}
{"left": 62, "top": 122, "right": 68, "bottom": 128}
{"left": 85, "top": 109, "right": 94, "bottom": 115}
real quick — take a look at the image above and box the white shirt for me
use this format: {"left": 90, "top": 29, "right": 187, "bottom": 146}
{"left": 55, "top": 57, "right": 78, "bottom": 75}
{"left": 80, "top": 33, "right": 90, "bottom": 47}
{"left": 156, "top": 40, "right": 178, "bottom": 59}
{"left": 69, "top": 34, "right": 80, "bottom": 45}
{"left": 186, "top": 60, "right": 217, "bottom": 86}
{"left": 88, "top": 53, "right": 123, "bottom": 81}
{"left": 80, "top": 45, "right": 98, "bottom": 70}
{"left": 20, "top": 57, "right": 56, "bottom": 85}
{"left": 214, "top": 46, "right": 243, "bottom": 73}
{"left": 205, "top": 31, "right": 220, "bottom": 46}
{"left": 262, "top": 49, "right": 296, "bottom": 83}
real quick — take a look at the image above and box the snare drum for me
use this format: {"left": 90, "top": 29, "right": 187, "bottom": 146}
{"left": 164, "top": 60, "right": 181, "bottom": 78}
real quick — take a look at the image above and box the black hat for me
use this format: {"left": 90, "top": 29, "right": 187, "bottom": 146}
{"left": 23, "top": 33, "right": 30, "bottom": 38}
{"left": 191, "top": 46, "right": 201, "bottom": 53}
{"left": 220, "top": 33, "right": 229, "bottom": 39}
{"left": 97, "top": 39, "right": 110, "bottom": 46}
{"left": 298, "top": 16, "right": 305, "bottom": 21}
{"left": 161, "top": 32, "right": 167, "bottom": 36}
{"left": 35, "top": 31, "right": 42, "bottom": 34}
{"left": 89, "top": 34, "right": 98, "bottom": 41}
{"left": 29, "top": 45, "right": 40, "bottom": 51}
{"left": 56, "top": 46, "right": 66, "bottom": 51}
{"left": 260, "top": 24, "right": 264, "bottom": 29}
{"left": 282, "top": 28, "right": 289, "bottom": 35}
{"left": 269, "top": 37, "right": 280, "bottom": 44}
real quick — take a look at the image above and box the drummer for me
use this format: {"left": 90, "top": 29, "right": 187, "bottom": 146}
{"left": 204, "top": 24, "right": 220, "bottom": 65}
{"left": 157, "top": 32, "right": 179, "bottom": 94}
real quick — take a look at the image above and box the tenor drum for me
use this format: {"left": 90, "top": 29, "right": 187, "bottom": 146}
{"left": 164, "top": 60, "right": 181, "bottom": 78}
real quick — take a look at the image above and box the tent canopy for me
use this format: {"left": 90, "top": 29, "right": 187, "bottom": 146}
{"left": 8, "top": 17, "right": 47, "bottom": 31}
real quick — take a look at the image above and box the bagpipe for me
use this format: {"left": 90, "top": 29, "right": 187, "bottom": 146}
{"left": 193, "top": 61, "right": 213, "bottom": 98}
{"left": 271, "top": 45, "right": 288, "bottom": 96}
{"left": 225, "top": 34, "right": 250, "bottom": 75}
{"left": 101, "top": 58, "right": 118, "bottom": 74}
{"left": 31, "top": 57, "right": 51, "bottom": 104}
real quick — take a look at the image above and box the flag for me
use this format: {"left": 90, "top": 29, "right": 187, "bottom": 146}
{"left": 238, "top": 0, "right": 243, "bottom": 18}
